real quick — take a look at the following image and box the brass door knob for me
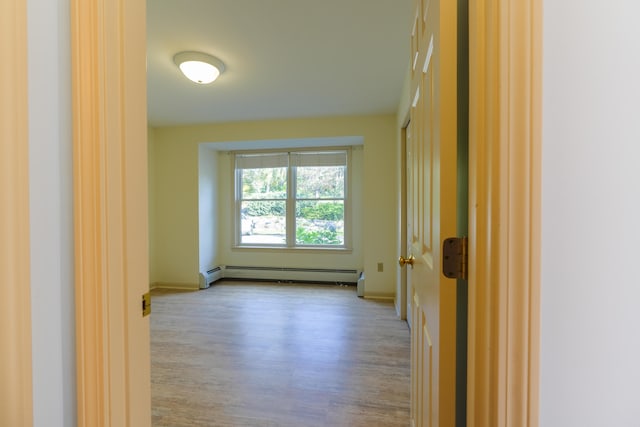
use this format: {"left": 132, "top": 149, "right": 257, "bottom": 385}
{"left": 398, "top": 255, "right": 415, "bottom": 268}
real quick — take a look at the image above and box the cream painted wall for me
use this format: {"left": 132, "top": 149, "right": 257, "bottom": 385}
{"left": 541, "top": 1, "right": 640, "bottom": 425}
{"left": 150, "top": 114, "right": 398, "bottom": 296}
{"left": 198, "top": 146, "right": 219, "bottom": 272}
{"left": 153, "top": 133, "right": 200, "bottom": 285}
{"left": 148, "top": 127, "right": 157, "bottom": 284}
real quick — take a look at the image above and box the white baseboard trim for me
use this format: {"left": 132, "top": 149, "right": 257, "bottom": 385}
{"left": 223, "top": 265, "right": 360, "bottom": 284}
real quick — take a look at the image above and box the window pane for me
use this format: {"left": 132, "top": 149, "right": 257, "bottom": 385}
{"left": 296, "top": 166, "right": 345, "bottom": 199}
{"left": 296, "top": 200, "right": 344, "bottom": 246}
{"left": 241, "top": 167, "right": 287, "bottom": 200}
{"left": 240, "top": 200, "right": 286, "bottom": 245}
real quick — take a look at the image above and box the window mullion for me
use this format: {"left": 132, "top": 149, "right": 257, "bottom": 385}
{"left": 286, "top": 160, "right": 296, "bottom": 247}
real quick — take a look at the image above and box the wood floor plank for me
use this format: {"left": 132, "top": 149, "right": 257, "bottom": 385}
{"left": 151, "top": 281, "right": 410, "bottom": 426}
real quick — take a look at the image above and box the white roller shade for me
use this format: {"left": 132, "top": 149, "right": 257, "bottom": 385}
{"left": 235, "top": 153, "right": 288, "bottom": 169}
{"left": 290, "top": 151, "right": 347, "bottom": 167}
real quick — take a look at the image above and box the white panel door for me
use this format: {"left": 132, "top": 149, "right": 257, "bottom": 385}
{"left": 405, "top": 0, "right": 458, "bottom": 425}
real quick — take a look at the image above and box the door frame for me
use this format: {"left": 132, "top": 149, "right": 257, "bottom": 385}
{"left": 0, "top": 0, "right": 33, "bottom": 425}
{"left": 71, "top": 0, "right": 150, "bottom": 425}
{"left": 397, "top": 120, "right": 409, "bottom": 322}
{"left": 68, "top": 0, "right": 541, "bottom": 425}
{"left": 467, "top": 0, "right": 541, "bottom": 425}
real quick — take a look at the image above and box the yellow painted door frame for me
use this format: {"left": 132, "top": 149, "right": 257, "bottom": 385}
{"left": 467, "top": 0, "right": 541, "bottom": 426}
{"left": 71, "top": 0, "right": 151, "bottom": 425}
{"left": 0, "top": 0, "right": 33, "bottom": 425}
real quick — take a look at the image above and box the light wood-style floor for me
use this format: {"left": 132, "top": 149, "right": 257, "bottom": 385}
{"left": 151, "top": 281, "right": 411, "bottom": 427}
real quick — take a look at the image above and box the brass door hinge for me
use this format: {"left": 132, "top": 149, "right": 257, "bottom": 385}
{"left": 443, "top": 236, "right": 468, "bottom": 280}
{"left": 142, "top": 292, "right": 151, "bottom": 317}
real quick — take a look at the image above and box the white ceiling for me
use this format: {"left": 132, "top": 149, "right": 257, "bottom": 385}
{"left": 147, "top": 0, "right": 412, "bottom": 126}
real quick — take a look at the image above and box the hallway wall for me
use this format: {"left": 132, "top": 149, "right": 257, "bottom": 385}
{"left": 541, "top": 1, "right": 640, "bottom": 424}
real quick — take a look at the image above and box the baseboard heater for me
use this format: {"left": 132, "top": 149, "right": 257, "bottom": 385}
{"left": 223, "top": 265, "right": 360, "bottom": 285}
{"left": 199, "top": 266, "right": 223, "bottom": 289}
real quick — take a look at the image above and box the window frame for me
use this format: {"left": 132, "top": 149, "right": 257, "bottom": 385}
{"left": 233, "top": 147, "right": 352, "bottom": 250}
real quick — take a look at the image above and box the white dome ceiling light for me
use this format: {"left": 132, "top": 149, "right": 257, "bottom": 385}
{"left": 173, "top": 51, "right": 225, "bottom": 84}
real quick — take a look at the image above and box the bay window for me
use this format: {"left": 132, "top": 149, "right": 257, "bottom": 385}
{"left": 234, "top": 149, "right": 349, "bottom": 248}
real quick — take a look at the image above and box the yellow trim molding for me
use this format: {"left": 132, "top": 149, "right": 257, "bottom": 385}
{"left": 71, "top": 0, "right": 150, "bottom": 425}
{"left": 467, "top": 0, "right": 541, "bottom": 426}
{"left": 0, "top": 0, "right": 33, "bottom": 425}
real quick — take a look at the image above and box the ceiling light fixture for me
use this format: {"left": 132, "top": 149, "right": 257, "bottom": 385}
{"left": 173, "top": 51, "right": 225, "bottom": 84}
